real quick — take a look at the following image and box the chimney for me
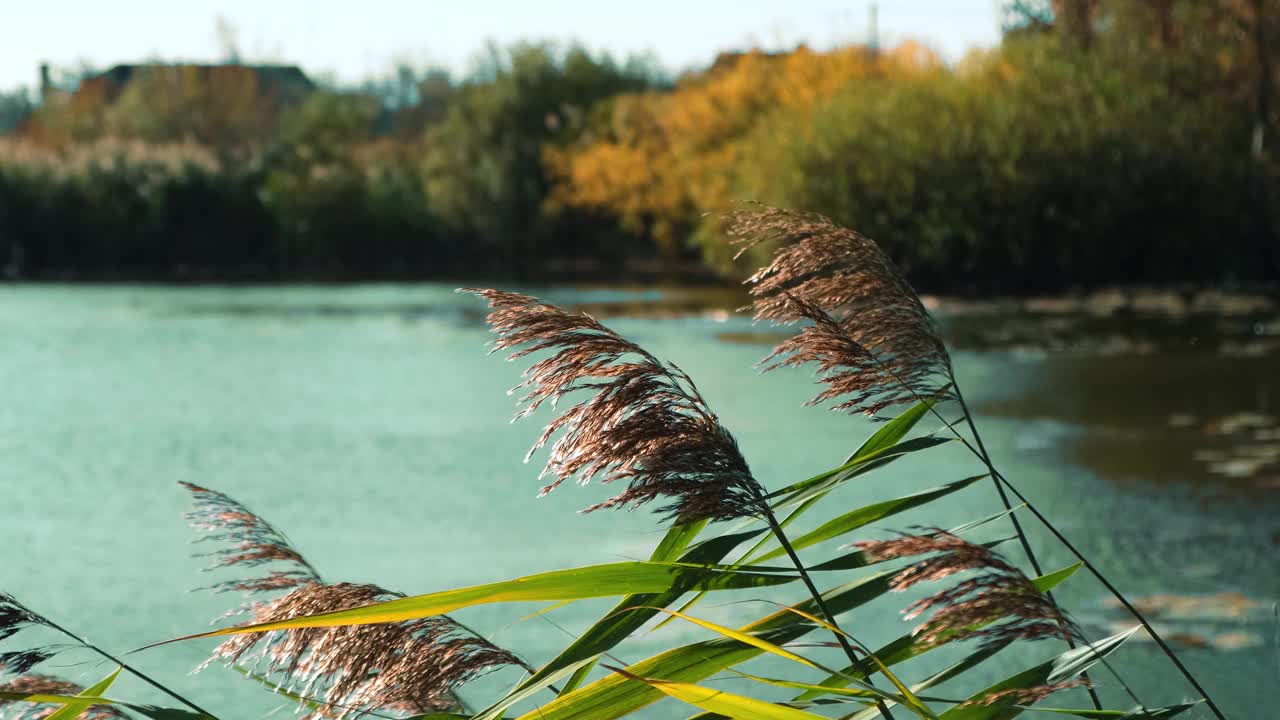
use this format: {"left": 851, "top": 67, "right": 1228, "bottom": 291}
{"left": 39, "top": 63, "right": 51, "bottom": 103}
{"left": 868, "top": 2, "right": 880, "bottom": 57}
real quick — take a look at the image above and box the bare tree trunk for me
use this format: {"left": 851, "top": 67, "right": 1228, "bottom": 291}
{"left": 1052, "top": 0, "right": 1098, "bottom": 48}
{"left": 1248, "top": 0, "right": 1278, "bottom": 278}
{"left": 1149, "top": 0, "right": 1178, "bottom": 49}
{"left": 1252, "top": 0, "right": 1272, "bottom": 161}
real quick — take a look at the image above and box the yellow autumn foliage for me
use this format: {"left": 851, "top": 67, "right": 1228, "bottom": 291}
{"left": 545, "top": 41, "right": 942, "bottom": 259}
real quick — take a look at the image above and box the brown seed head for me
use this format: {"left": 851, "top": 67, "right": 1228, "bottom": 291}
{"left": 856, "top": 529, "right": 1074, "bottom": 649}
{"left": 463, "top": 288, "right": 765, "bottom": 523}
{"left": 725, "top": 204, "right": 952, "bottom": 417}
{"left": 0, "top": 595, "right": 56, "bottom": 677}
{"left": 182, "top": 484, "right": 528, "bottom": 718}
{"left": 181, "top": 482, "right": 322, "bottom": 598}
{"left": 207, "top": 583, "right": 525, "bottom": 719}
{"left": 959, "top": 679, "right": 1091, "bottom": 708}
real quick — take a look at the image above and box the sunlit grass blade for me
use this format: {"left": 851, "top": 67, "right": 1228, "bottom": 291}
{"left": 519, "top": 600, "right": 577, "bottom": 622}
{"left": 860, "top": 653, "right": 939, "bottom": 719}
{"left": 511, "top": 570, "right": 899, "bottom": 720}
{"left": 622, "top": 607, "right": 820, "bottom": 669}
{"left": 938, "top": 627, "right": 1142, "bottom": 719}
{"left": 846, "top": 395, "right": 944, "bottom": 461}
{"left": 0, "top": 691, "right": 111, "bottom": 704}
{"left": 43, "top": 667, "right": 122, "bottom": 720}
{"left": 0, "top": 690, "right": 213, "bottom": 720}
{"left": 660, "top": 467, "right": 985, "bottom": 634}
{"left": 843, "top": 641, "right": 1010, "bottom": 720}
{"left": 606, "top": 667, "right": 847, "bottom": 720}
{"left": 474, "top": 527, "right": 771, "bottom": 719}
{"left": 527, "top": 539, "right": 1045, "bottom": 720}
{"left": 146, "top": 560, "right": 796, "bottom": 648}
{"left": 755, "top": 601, "right": 936, "bottom": 717}
{"left": 653, "top": 520, "right": 711, "bottom": 561}
{"left": 722, "top": 668, "right": 881, "bottom": 701}
{"left": 1018, "top": 703, "right": 1202, "bottom": 718}
{"left": 768, "top": 437, "right": 952, "bottom": 506}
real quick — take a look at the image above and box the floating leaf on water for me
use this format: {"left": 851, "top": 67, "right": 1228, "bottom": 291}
{"left": 1210, "top": 632, "right": 1263, "bottom": 651}
{"left": 1103, "top": 592, "right": 1261, "bottom": 621}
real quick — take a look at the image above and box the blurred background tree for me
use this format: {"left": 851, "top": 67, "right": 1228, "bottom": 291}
{"left": 420, "top": 42, "right": 664, "bottom": 278}
{"left": 1, "top": 1, "right": 1277, "bottom": 287}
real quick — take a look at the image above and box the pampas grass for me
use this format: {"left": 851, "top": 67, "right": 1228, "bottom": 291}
{"left": 464, "top": 288, "right": 766, "bottom": 523}
{"left": 180, "top": 482, "right": 528, "bottom": 719}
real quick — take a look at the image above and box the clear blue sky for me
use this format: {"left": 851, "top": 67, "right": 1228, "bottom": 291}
{"left": 2, "top": 0, "right": 1002, "bottom": 91}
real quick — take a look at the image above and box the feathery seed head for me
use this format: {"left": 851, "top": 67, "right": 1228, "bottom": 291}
{"left": 725, "top": 205, "right": 953, "bottom": 418}
{"left": 464, "top": 288, "right": 765, "bottom": 523}
{"left": 181, "top": 482, "right": 322, "bottom": 598}
{"left": 181, "top": 484, "right": 527, "bottom": 718}
{"left": 856, "top": 529, "right": 1074, "bottom": 649}
{"left": 207, "top": 582, "right": 524, "bottom": 719}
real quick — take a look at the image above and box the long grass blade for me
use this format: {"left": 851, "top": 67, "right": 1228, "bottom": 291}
{"left": 145, "top": 561, "right": 795, "bottom": 648}
{"left": 842, "top": 642, "right": 1011, "bottom": 720}
{"left": 607, "top": 667, "right": 847, "bottom": 720}
{"left": 473, "top": 529, "right": 772, "bottom": 720}
{"left": 937, "top": 627, "right": 1142, "bottom": 720}
{"left": 511, "top": 570, "right": 899, "bottom": 720}
{"left": 846, "top": 395, "right": 944, "bottom": 461}
{"left": 553, "top": 522, "right": 708, "bottom": 697}
{"left": 44, "top": 667, "right": 122, "bottom": 720}
{"left": 752, "top": 476, "right": 984, "bottom": 562}
{"left": 623, "top": 607, "right": 819, "bottom": 668}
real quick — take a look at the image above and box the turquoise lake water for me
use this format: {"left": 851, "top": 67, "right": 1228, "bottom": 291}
{"left": 0, "top": 284, "right": 1275, "bottom": 718}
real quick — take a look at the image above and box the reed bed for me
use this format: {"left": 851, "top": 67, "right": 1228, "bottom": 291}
{"left": 0, "top": 204, "right": 1222, "bottom": 719}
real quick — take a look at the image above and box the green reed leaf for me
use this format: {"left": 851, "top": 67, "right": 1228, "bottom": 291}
{"left": 938, "top": 627, "right": 1142, "bottom": 720}
{"left": 752, "top": 475, "right": 985, "bottom": 563}
{"left": 42, "top": 667, "right": 122, "bottom": 720}
{"left": 511, "top": 570, "right": 899, "bottom": 720}
{"left": 607, "top": 668, "right": 843, "bottom": 720}
{"left": 150, "top": 560, "right": 795, "bottom": 648}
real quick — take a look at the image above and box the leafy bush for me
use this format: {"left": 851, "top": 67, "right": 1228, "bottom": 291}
{"left": 715, "top": 37, "right": 1269, "bottom": 293}
{"left": 421, "top": 42, "right": 664, "bottom": 276}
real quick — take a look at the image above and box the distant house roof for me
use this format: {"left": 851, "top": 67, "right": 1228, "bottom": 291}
{"left": 84, "top": 63, "right": 315, "bottom": 106}
{"left": 15, "top": 62, "right": 319, "bottom": 145}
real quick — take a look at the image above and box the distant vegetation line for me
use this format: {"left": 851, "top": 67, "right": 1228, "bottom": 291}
{"left": 1, "top": 0, "right": 1278, "bottom": 293}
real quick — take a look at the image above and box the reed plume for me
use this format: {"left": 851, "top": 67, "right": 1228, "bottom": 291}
{"left": 856, "top": 529, "right": 1075, "bottom": 649}
{"left": 205, "top": 583, "right": 525, "bottom": 719}
{"left": 0, "top": 595, "right": 59, "bottom": 677}
{"left": 958, "top": 679, "right": 1092, "bottom": 708}
{"left": 182, "top": 482, "right": 321, "bottom": 600}
{"left": 725, "top": 204, "right": 953, "bottom": 417}
{"left": 0, "top": 675, "right": 127, "bottom": 720}
{"left": 181, "top": 483, "right": 527, "bottom": 719}
{"left": 727, "top": 207, "right": 1233, "bottom": 716}
{"left": 463, "top": 288, "right": 765, "bottom": 523}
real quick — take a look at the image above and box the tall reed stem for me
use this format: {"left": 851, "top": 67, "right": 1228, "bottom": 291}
{"left": 847, "top": 341, "right": 1214, "bottom": 716}
{"left": 40, "top": 616, "right": 218, "bottom": 718}
{"left": 933, "top": 384, "right": 1225, "bottom": 720}
{"left": 952, "top": 383, "right": 1104, "bottom": 711}
{"left": 761, "top": 509, "right": 897, "bottom": 720}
